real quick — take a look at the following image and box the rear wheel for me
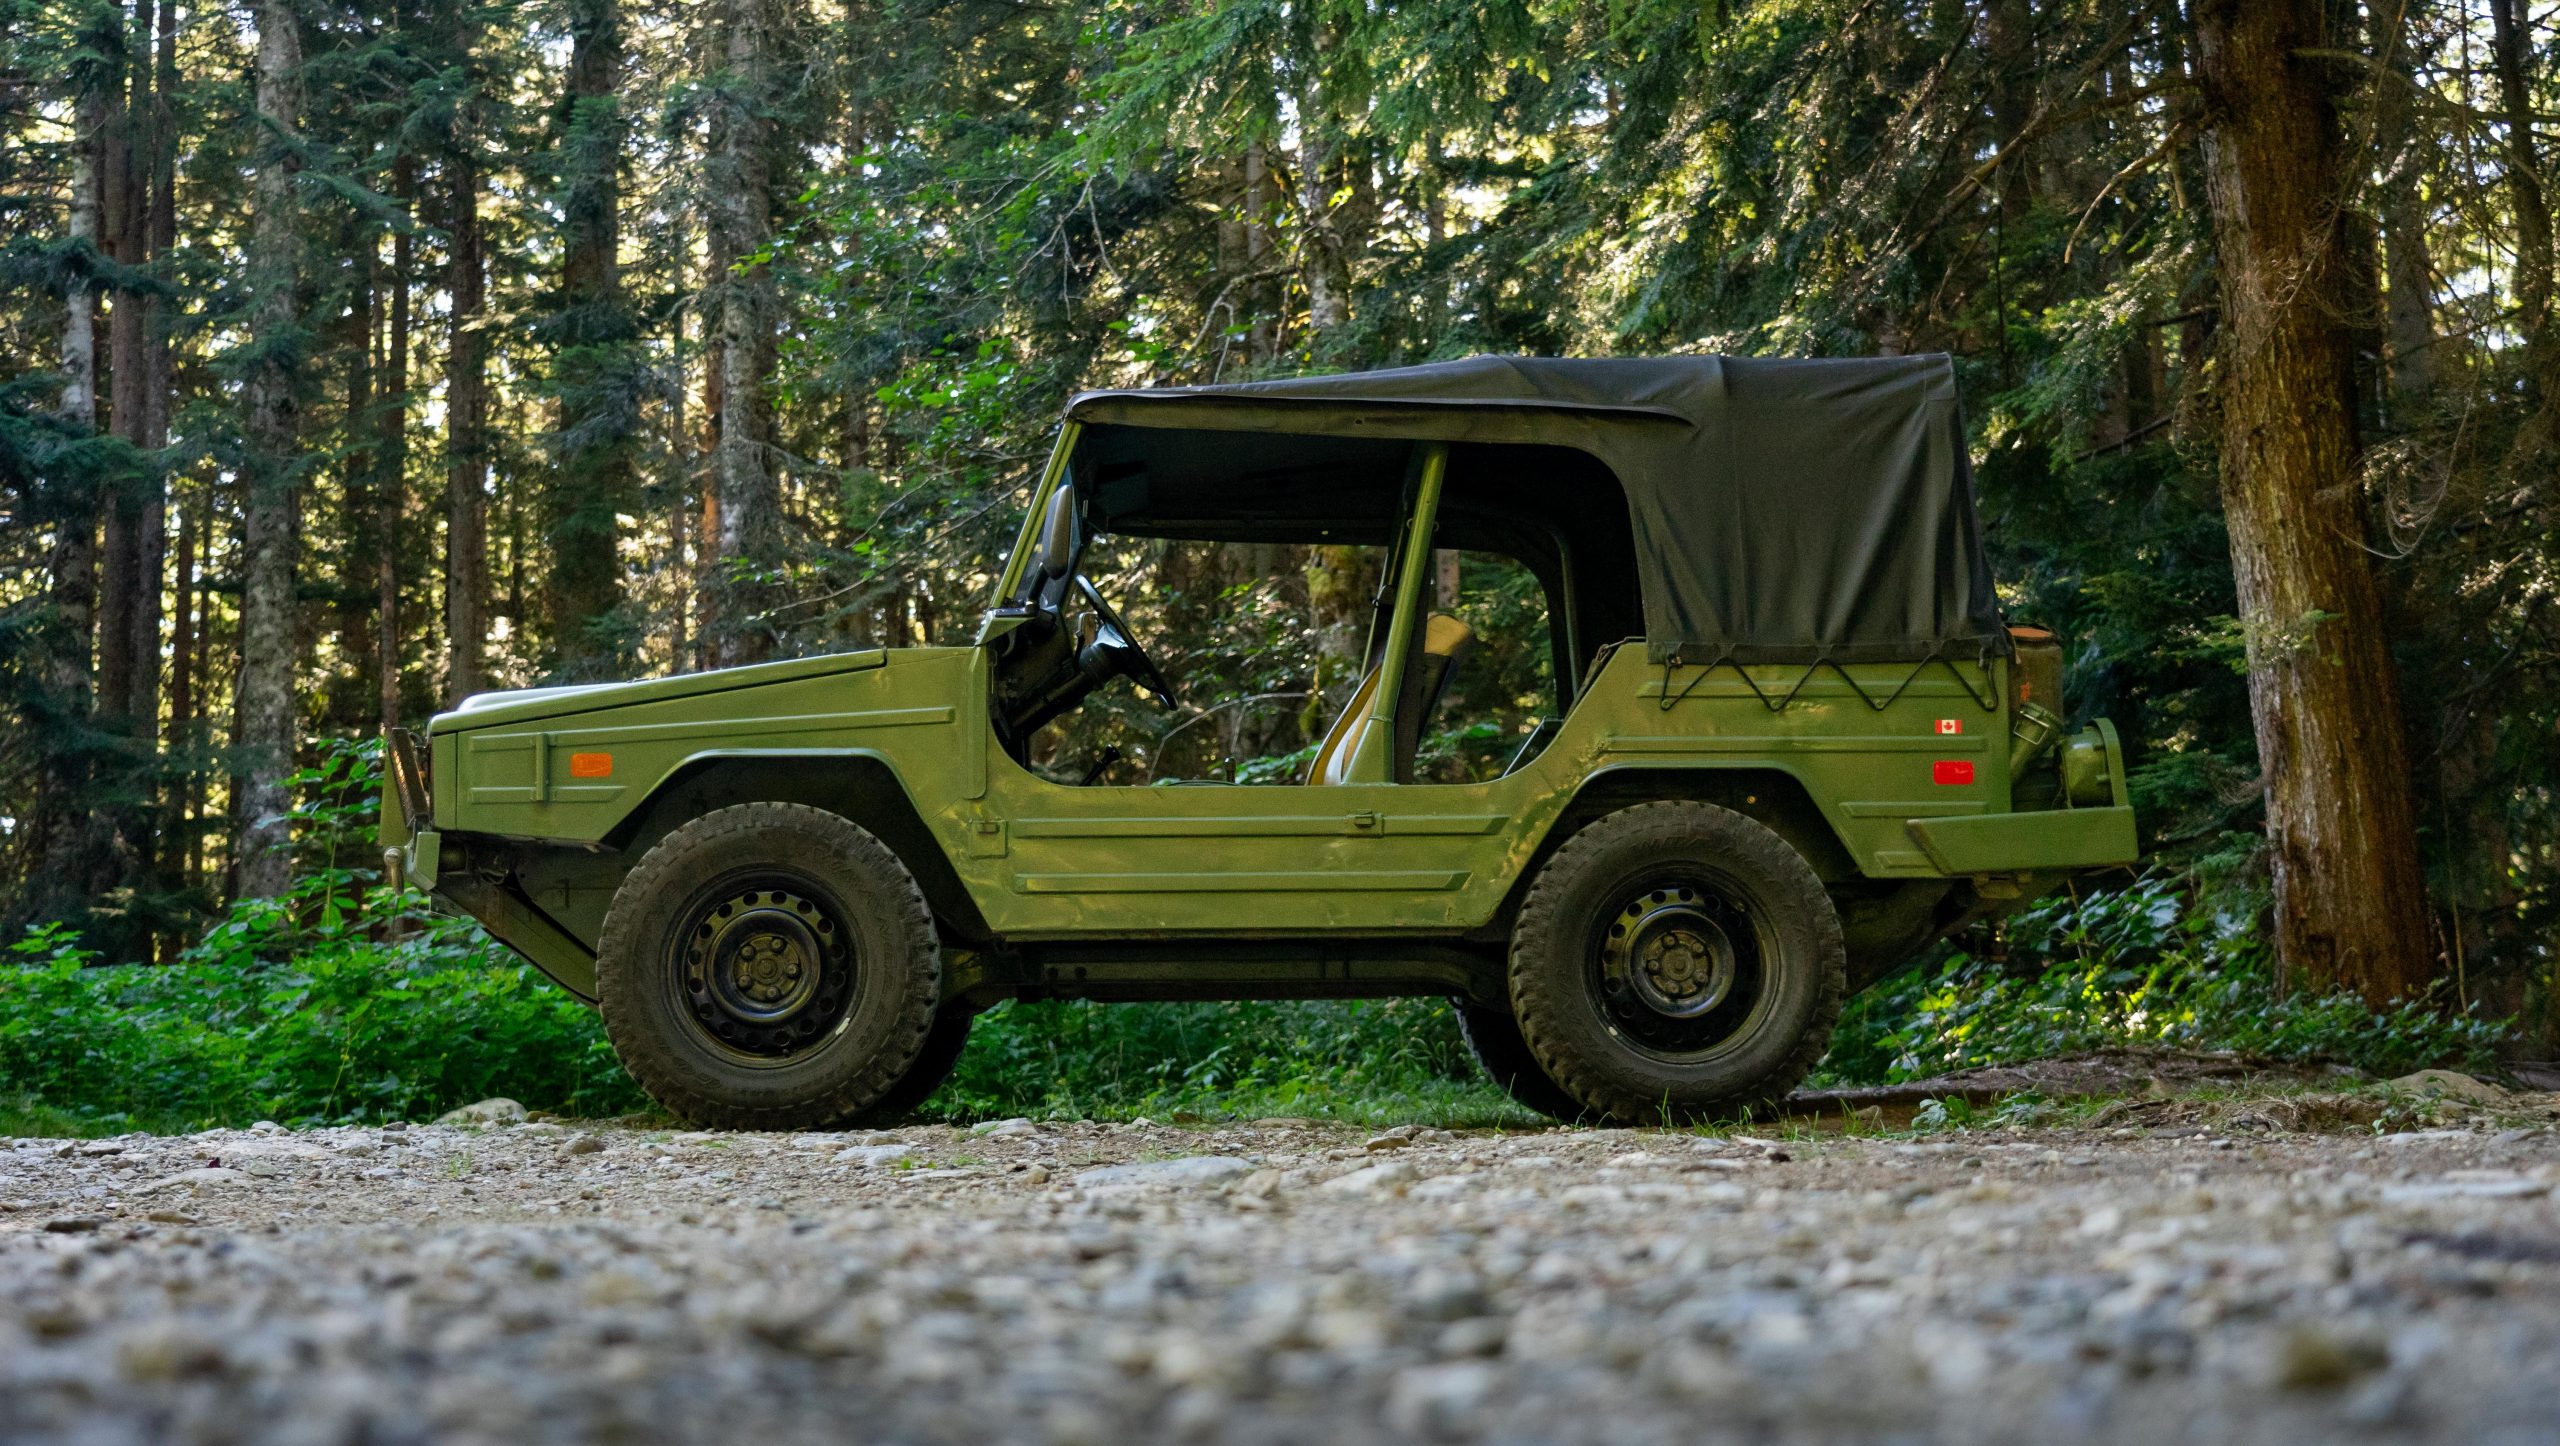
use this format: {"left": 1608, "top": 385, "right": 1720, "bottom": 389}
{"left": 1509, "top": 801, "right": 1844, "bottom": 1123}
{"left": 596, "top": 803, "right": 940, "bottom": 1130}
{"left": 1454, "top": 1001, "right": 1584, "bottom": 1122}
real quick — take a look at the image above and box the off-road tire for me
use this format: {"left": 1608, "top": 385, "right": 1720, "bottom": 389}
{"left": 860, "top": 1006, "right": 974, "bottom": 1122}
{"left": 1510, "top": 801, "right": 1844, "bottom": 1124}
{"left": 596, "top": 803, "right": 940, "bottom": 1130}
{"left": 1454, "top": 1001, "right": 1586, "bottom": 1122}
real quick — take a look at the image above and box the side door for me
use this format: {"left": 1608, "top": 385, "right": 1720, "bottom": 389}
{"left": 977, "top": 442, "right": 1531, "bottom": 939}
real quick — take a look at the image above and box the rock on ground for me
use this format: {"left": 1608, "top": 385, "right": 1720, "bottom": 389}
{"left": 2, "top": 1113, "right": 2557, "bottom": 1443}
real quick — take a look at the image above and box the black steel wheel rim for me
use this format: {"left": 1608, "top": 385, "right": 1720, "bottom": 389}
{"left": 1586, "top": 868, "right": 1773, "bottom": 1061}
{"left": 670, "top": 872, "right": 858, "bottom": 1065}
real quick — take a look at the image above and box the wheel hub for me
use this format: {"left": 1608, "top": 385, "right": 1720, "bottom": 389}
{"left": 683, "top": 886, "right": 852, "bottom": 1057}
{"left": 1605, "top": 886, "right": 1738, "bottom": 1020}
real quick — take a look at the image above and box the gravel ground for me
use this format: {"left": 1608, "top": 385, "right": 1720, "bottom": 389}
{"left": 6, "top": 1099, "right": 2560, "bottom": 1445}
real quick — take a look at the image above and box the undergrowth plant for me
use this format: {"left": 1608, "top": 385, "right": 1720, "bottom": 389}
{"left": 1815, "top": 876, "right": 2511, "bottom": 1087}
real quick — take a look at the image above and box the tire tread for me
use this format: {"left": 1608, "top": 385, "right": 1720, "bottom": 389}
{"left": 595, "top": 803, "right": 940, "bottom": 1130}
{"left": 1509, "top": 801, "right": 1845, "bottom": 1124}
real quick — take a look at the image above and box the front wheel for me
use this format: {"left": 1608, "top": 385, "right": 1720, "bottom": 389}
{"left": 595, "top": 803, "right": 941, "bottom": 1130}
{"left": 1509, "top": 801, "right": 1844, "bottom": 1123}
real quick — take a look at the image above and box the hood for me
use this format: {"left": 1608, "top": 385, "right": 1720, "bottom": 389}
{"left": 428, "top": 649, "right": 891, "bottom": 734}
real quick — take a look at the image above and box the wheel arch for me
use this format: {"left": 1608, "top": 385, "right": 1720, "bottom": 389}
{"left": 607, "top": 752, "right": 994, "bottom": 945}
{"left": 1475, "top": 763, "right": 1857, "bottom": 945}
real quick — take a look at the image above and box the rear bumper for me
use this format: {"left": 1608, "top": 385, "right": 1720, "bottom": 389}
{"left": 1906, "top": 805, "right": 2137, "bottom": 875}
{"left": 1904, "top": 717, "right": 2139, "bottom": 876}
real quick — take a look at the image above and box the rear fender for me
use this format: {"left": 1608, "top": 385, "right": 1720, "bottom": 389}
{"left": 1474, "top": 765, "right": 1855, "bottom": 943}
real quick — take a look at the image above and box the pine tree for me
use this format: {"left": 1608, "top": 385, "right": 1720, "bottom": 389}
{"left": 233, "top": 0, "right": 307, "bottom": 900}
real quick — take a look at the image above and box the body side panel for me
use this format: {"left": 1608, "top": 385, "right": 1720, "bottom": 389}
{"left": 968, "top": 647, "right": 2015, "bottom": 937}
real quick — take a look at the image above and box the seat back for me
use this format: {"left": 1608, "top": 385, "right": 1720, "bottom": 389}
{"left": 1307, "top": 613, "right": 1475, "bottom": 785}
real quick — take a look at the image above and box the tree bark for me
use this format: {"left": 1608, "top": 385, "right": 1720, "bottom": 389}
{"left": 1984, "top": 0, "right": 2038, "bottom": 225}
{"left": 31, "top": 50, "right": 109, "bottom": 920}
{"left": 133, "top": 0, "right": 177, "bottom": 861}
{"left": 338, "top": 242, "right": 378, "bottom": 728}
{"left": 2489, "top": 0, "right": 2560, "bottom": 440}
{"left": 707, "top": 0, "right": 778, "bottom": 667}
{"left": 165, "top": 491, "right": 197, "bottom": 892}
{"left": 444, "top": 146, "right": 489, "bottom": 703}
{"left": 2371, "top": 4, "right": 2438, "bottom": 409}
{"left": 548, "top": 0, "right": 633, "bottom": 675}
{"left": 379, "top": 156, "right": 413, "bottom": 730}
{"left": 1292, "top": 11, "right": 1358, "bottom": 341}
{"left": 98, "top": 3, "right": 145, "bottom": 738}
{"left": 234, "top": 0, "right": 307, "bottom": 901}
{"left": 2192, "top": 0, "right": 2434, "bottom": 1004}
{"left": 1243, "top": 141, "right": 1277, "bottom": 364}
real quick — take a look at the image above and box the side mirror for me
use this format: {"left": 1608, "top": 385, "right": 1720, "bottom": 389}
{"left": 1037, "top": 485, "right": 1078, "bottom": 580}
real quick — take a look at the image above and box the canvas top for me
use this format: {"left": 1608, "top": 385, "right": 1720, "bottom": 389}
{"left": 1066, "top": 354, "right": 2008, "bottom": 664}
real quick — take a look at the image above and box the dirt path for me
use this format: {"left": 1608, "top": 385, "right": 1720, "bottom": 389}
{"left": 5, "top": 1108, "right": 2558, "bottom": 1444}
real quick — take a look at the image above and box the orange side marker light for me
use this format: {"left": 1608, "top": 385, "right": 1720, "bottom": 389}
{"left": 569, "top": 752, "right": 614, "bottom": 779}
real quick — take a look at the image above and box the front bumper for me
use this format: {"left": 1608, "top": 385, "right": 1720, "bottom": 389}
{"left": 381, "top": 727, "right": 440, "bottom": 890}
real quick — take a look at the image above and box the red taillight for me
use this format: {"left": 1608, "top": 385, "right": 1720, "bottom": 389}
{"left": 1932, "top": 759, "right": 1974, "bottom": 786}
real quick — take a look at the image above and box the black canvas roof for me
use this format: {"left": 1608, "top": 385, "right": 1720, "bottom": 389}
{"left": 1066, "top": 355, "right": 2008, "bottom": 665}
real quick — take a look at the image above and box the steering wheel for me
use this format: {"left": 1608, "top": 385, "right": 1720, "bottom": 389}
{"left": 1074, "top": 575, "right": 1180, "bottom": 711}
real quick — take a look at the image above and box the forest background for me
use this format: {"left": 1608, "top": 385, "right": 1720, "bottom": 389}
{"left": 0, "top": 0, "right": 2551, "bottom": 1127}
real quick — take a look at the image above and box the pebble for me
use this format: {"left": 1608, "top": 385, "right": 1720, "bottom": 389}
{"left": 0, "top": 1113, "right": 2553, "bottom": 1443}
{"left": 434, "top": 1098, "right": 527, "bottom": 1126}
{"left": 1074, "top": 1156, "right": 1257, "bottom": 1189}
{"left": 1319, "top": 1161, "right": 1420, "bottom": 1196}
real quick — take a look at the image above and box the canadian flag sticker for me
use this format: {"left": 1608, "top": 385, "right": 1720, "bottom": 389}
{"left": 1935, "top": 719, "right": 1963, "bottom": 735}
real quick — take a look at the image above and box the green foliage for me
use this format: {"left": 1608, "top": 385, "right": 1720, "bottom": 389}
{"left": 1818, "top": 877, "right": 2513, "bottom": 1088}
{"left": 0, "top": 738, "right": 645, "bottom": 1133}
{"left": 0, "top": 919, "right": 641, "bottom": 1134}
{"left": 929, "top": 996, "right": 1525, "bottom": 1125}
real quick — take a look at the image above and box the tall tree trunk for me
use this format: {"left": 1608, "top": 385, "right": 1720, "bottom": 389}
{"left": 1242, "top": 141, "right": 1276, "bottom": 364}
{"left": 126, "top": 0, "right": 176, "bottom": 949}
{"left": 2372, "top": 5, "right": 2438, "bottom": 409}
{"left": 338, "top": 245, "right": 378, "bottom": 728}
{"left": 549, "top": 0, "right": 633, "bottom": 675}
{"left": 708, "top": 0, "right": 778, "bottom": 667}
{"left": 2193, "top": 0, "right": 2433, "bottom": 1004}
{"left": 1292, "top": 10, "right": 1358, "bottom": 341}
{"left": 32, "top": 52, "right": 109, "bottom": 920}
{"left": 444, "top": 147, "right": 489, "bottom": 703}
{"left": 1984, "top": 0, "right": 2038, "bottom": 225}
{"left": 2489, "top": 0, "right": 2560, "bottom": 444}
{"left": 697, "top": 286, "right": 723, "bottom": 672}
{"left": 98, "top": 3, "right": 145, "bottom": 738}
{"left": 668, "top": 214, "right": 694, "bottom": 670}
{"left": 378, "top": 157, "right": 413, "bottom": 730}
{"left": 165, "top": 491, "right": 197, "bottom": 893}
{"left": 234, "top": 0, "right": 306, "bottom": 900}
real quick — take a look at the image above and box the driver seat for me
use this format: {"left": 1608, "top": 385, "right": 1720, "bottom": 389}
{"left": 1307, "top": 613, "right": 1476, "bottom": 785}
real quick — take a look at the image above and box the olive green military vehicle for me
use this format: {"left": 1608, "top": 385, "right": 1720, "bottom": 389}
{"left": 381, "top": 355, "right": 2137, "bottom": 1127}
